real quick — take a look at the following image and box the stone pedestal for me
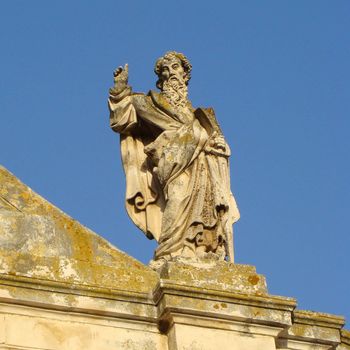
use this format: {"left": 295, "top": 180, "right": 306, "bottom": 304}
{"left": 0, "top": 165, "right": 348, "bottom": 349}
{"left": 155, "top": 260, "right": 295, "bottom": 350}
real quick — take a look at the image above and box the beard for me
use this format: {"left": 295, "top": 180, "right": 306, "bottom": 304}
{"left": 161, "top": 77, "right": 188, "bottom": 110}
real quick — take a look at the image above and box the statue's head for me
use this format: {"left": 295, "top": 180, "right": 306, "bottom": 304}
{"left": 154, "top": 51, "right": 192, "bottom": 90}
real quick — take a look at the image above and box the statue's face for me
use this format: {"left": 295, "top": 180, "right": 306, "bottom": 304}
{"left": 160, "top": 57, "right": 185, "bottom": 84}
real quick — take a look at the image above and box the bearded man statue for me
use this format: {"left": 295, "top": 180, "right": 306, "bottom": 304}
{"left": 108, "top": 51, "right": 240, "bottom": 266}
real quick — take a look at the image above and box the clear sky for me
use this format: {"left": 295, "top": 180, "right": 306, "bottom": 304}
{"left": 1, "top": 1, "right": 349, "bottom": 327}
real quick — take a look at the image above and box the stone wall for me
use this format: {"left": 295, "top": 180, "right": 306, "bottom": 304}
{"left": 0, "top": 165, "right": 348, "bottom": 350}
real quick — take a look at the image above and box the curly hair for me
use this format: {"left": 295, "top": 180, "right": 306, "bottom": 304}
{"left": 154, "top": 51, "right": 192, "bottom": 89}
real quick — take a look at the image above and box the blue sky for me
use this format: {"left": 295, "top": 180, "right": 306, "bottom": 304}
{"left": 1, "top": 1, "right": 349, "bottom": 326}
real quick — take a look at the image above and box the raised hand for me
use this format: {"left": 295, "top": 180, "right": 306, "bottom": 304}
{"left": 110, "top": 64, "right": 129, "bottom": 95}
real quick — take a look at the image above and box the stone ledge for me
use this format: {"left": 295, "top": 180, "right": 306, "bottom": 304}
{"left": 293, "top": 310, "right": 345, "bottom": 329}
{"left": 0, "top": 272, "right": 153, "bottom": 302}
{"left": 342, "top": 330, "right": 350, "bottom": 345}
{"left": 157, "top": 260, "right": 268, "bottom": 295}
{"left": 154, "top": 280, "right": 296, "bottom": 311}
{"left": 155, "top": 280, "right": 296, "bottom": 335}
{"left": 159, "top": 312, "right": 287, "bottom": 338}
{"left": 276, "top": 309, "right": 345, "bottom": 348}
{"left": 0, "top": 280, "right": 158, "bottom": 322}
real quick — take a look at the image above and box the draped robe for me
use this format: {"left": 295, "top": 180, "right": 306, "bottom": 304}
{"left": 109, "top": 89, "right": 240, "bottom": 261}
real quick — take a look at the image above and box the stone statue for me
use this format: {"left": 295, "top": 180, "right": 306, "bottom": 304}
{"left": 109, "top": 52, "right": 240, "bottom": 266}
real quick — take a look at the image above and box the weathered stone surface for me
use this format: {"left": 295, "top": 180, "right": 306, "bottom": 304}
{"left": 0, "top": 303, "right": 167, "bottom": 350}
{"left": 277, "top": 310, "right": 345, "bottom": 350}
{"left": 0, "top": 165, "right": 348, "bottom": 349}
{"left": 155, "top": 260, "right": 297, "bottom": 350}
{"left": 0, "top": 165, "right": 158, "bottom": 297}
{"left": 339, "top": 330, "right": 350, "bottom": 350}
{"left": 157, "top": 259, "right": 268, "bottom": 295}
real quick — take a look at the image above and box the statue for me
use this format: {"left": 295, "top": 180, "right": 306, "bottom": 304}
{"left": 108, "top": 52, "right": 240, "bottom": 266}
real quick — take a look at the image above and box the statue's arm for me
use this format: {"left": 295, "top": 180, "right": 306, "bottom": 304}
{"left": 109, "top": 64, "right": 138, "bottom": 134}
